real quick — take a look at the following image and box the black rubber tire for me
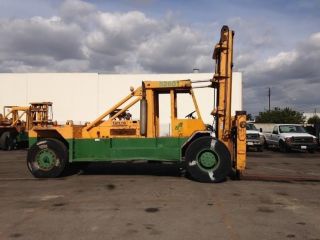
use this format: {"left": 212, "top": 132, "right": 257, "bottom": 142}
{"left": 0, "top": 131, "right": 16, "bottom": 151}
{"left": 279, "top": 141, "right": 288, "bottom": 153}
{"left": 0, "top": 132, "right": 5, "bottom": 150}
{"left": 185, "top": 136, "right": 231, "bottom": 183}
{"left": 308, "top": 149, "right": 315, "bottom": 154}
{"left": 27, "top": 139, "right": 68, "bottom": 178}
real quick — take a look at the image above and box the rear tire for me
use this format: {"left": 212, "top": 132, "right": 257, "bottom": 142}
{"left": 185, "top": 137, "right": 231, "bottom": 183}
{"left": 27, "top": 139, "right": 68, "bottom": 178}
{"left": 0, "top": 132, "right": 5, "bottom": 150}
{"left": 0, "top": 131, "right": 16, "bottom": 151}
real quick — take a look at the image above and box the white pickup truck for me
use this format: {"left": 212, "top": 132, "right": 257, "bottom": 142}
{"left": 246, "top": 123, "right": 264, "bottom": 152}
{"left": 264, "top": 124, "right": 317, "bottom": 153}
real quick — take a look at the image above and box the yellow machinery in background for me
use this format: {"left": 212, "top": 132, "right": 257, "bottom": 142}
{"left": 0, "top": 102, "right": 53, "bottom": 150}
{"left": 27, "top": 26, "right": 246, "bottom": 182}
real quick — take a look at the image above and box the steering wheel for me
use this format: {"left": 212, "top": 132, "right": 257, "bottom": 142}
{"left": 185, "top": 110, "right": 196, "bottom": 119}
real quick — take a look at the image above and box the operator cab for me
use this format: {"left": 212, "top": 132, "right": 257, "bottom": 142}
{"left": 141, "top": 80, "right": 206, "bottom": 138}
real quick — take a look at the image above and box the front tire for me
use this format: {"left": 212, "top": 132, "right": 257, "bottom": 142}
{"left": 185, "top": 137, "right": 231, "bottom": 183}
{"left": 279, "top": 141, "right": 288, "bottom": 153}
{"left": 27, "top": 139, "right": 68, "bottom": 178}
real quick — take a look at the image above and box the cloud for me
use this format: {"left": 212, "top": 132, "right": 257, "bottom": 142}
{"left": 60, "top": 0, "right": 95, "bottom": 19}
{"left": 137, "top": 25, "right": 211, "bottom": 73}
{"left": 0, "top": 15, "right": 85, "bottom": 72}
{"left": 0, "top": 0, "right": 213, "bottom": 73}
{"left": 241, "top": 30, "right": 320, "bottom": 114}
{"left": 0, "top": 0, "right": 319, "bottom": 115}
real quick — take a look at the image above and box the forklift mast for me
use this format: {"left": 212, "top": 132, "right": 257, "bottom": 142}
{"left": 212, "top": 26, "right": 246, "bottom": 172}
{"left": 212, "top": 26, "right": 234, "bottom": 149}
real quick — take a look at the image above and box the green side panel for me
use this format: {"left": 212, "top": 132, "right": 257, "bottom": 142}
{"left": 28, "top": 138, "right": 38, "bottom": 148}
{"left": 29, "top": 137, "right": 189, "bottom": 162}
{"left": 67, "top": 139, "right": 73, "bottom": 161}
{"left": 72, "top": 137, "right": 188, "bottom": 162}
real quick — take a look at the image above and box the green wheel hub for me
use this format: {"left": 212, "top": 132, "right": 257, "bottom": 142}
{"left": 197, "top": 150, "right": 219, "bottom": 170}
{"left": 36, "top": 149, "right": 57, "bottom": 171}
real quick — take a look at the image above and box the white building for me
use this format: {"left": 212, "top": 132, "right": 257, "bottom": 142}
{"left": 303, "top": 112, "right": 320, "bottom": 122}
{"left": 0, "top": 72, "right": 242, "bottom": 134}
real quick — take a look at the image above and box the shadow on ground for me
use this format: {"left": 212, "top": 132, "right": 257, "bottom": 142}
{"left": 71, "top": 162, "right": 184, "bottom": 178}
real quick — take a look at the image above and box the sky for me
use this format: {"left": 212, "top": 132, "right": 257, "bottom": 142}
{"left": 0, "top": 0, "right": 319, "bottom": 116}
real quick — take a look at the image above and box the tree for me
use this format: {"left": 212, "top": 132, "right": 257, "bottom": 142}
{"left": 307, "top": 115, "right": 320, "bottom": 125}
{"left": 255, "top": 107, "right": 305, "bottom": 123}
{"left": 246, "top": 113, "right": 253, "bottom": 121}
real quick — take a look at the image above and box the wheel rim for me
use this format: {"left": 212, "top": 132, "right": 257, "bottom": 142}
{"left": 197, "top": 150, "right": 219, "bottom": 170}
{"left": 35, "top": 149, "right": 57, "bottom": 171}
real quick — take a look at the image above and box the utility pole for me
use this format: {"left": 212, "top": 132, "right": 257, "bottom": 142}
{"left": 268, "top": 87, "right": 271, "bottom": 111}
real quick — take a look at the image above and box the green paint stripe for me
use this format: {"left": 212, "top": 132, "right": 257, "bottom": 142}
{"left": 29, "top": 137, "right": 188, "bottom": 162}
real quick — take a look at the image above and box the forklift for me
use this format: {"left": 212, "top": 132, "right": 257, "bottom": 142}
{"left": 27, "top": 26, "right": 246, "bottom": 182}
{"left": 0, "top": 102, "right": 53, "bottom": 150}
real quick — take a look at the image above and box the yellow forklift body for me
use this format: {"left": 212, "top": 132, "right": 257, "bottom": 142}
{"left": 27, "top": 26, "right": 247, "bottom": 182}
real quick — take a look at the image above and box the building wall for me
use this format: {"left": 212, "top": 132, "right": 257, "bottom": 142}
{"left": 303, "top": 113, "right": 320, "bottom": 122}
{"left": 0, "top": 73, "right": 242, "bottom": 129}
